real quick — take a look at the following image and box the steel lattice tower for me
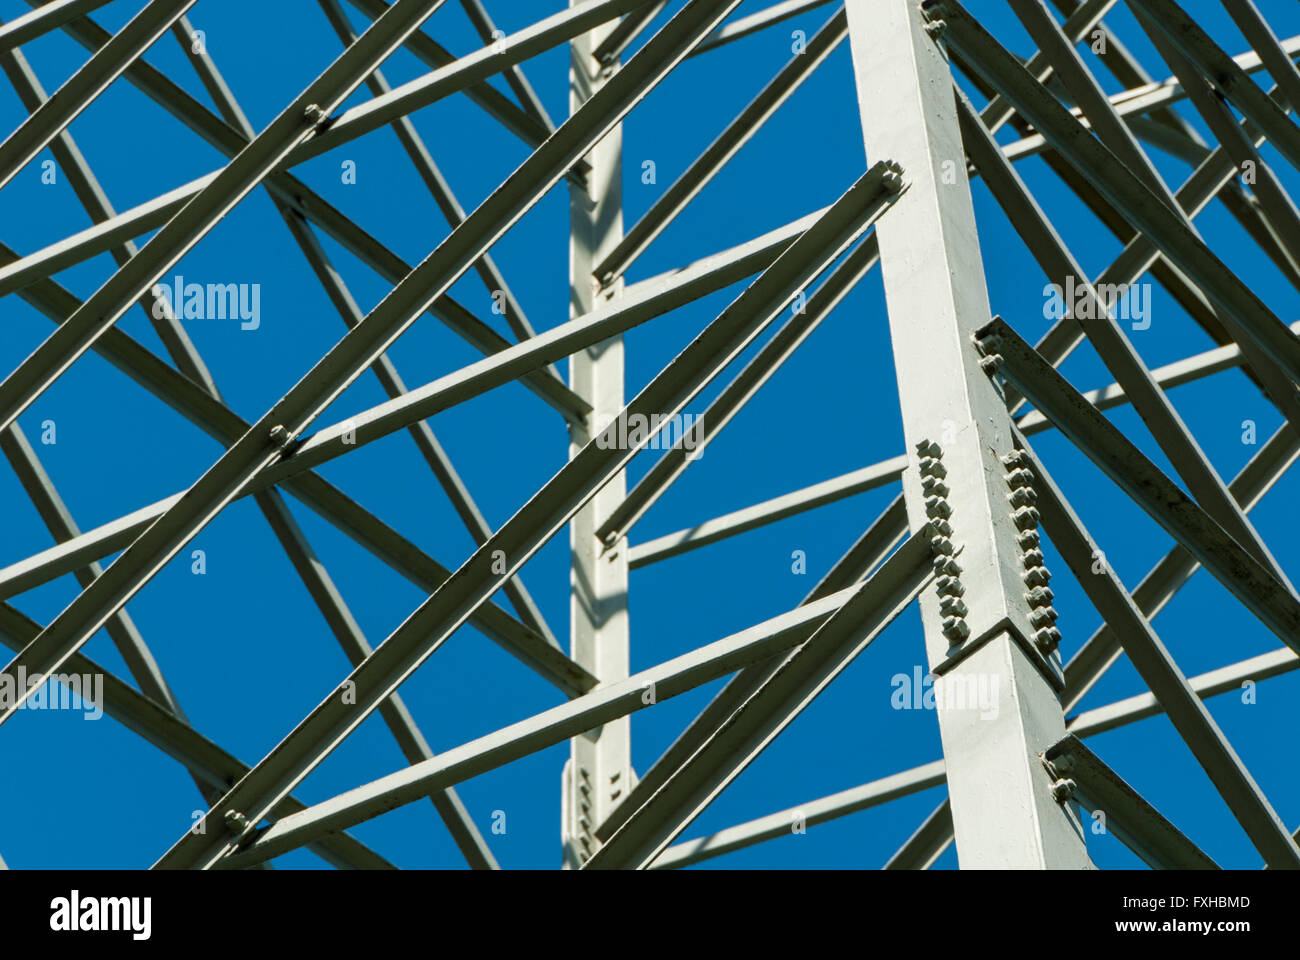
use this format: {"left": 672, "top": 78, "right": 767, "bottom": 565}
{"left": 0, "top": 0, "right": 1299, "bottom": 870}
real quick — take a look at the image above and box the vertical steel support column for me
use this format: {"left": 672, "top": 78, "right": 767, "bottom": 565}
{"left": 562, "top": 6, "right": 632, "bottom": 868}
{"left": 844, "top": 0, "right": 1092, "bottom": 868}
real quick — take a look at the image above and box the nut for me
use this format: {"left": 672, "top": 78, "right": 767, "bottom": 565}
{"left": 1024, "top": 566, "right": 1051, "bottom": 588}
{"left": 1005, "top": 468, "right": 1034, "bottom": 489}
{"left": 1026, "top": 586, "right": 1054, "bottom": 607}
{"left": 1012, "top": 506, "right": 1040, "bottom": 531}
{"left": 919, "top": 457, "right": 946, "bottom": 478}
{"left": 1001, "top": 451, "right": 1028, "bottom": 469}
{"left": 921, "top": 476, "right": 949, "bottom": 497}
{"left": 936, "top": 576, "right": 964, "bottom": 597}
{"left": 925, "top": 496, "right": 952, "bottom": 519}
{"left": 1050, "top": 778, "right": 1077, "bottom": 802}
{"left": 1008, "top": 487, "right": 1038, "bottom": 509}
{"left": 933, "top": 557, "right": 962, "bottom": 577}
{"left": 1029, "top": 607, "right": 1059, "bottom": 630}
{"left": 1035, "top": 626, "right": 1062, "bottom": 653}
{"left": 939, "top": 597, "right": 969, "bottom": 618}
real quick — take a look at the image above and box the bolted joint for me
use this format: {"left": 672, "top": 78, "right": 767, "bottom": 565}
{"left": 1016, "top": 529, "right": 1040, "bottom": 551}
{"left": 930, "top": 535, "right": 955, "bottom": 556}
{"left": 1021, "top": 548, "right": 1045, "bottom": 569}
{"left": 915, "top": 439, "right": 942, "bottom": 459}
{"left": 979, "top": 354, "right": 1003, "bottom": 376}
{"left": 930, "top": 518, "right": 953, "bottom": 537}
{"left": 1001, "top": 450, "right": 1029, "bottom": 469}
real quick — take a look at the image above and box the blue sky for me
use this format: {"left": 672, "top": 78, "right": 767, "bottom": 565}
{"left": 0, "top": 0, "right": 1297, "bottom": 869}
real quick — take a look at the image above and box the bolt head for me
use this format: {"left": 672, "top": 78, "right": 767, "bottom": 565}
{"left": 919, "top": 458, "right": 947, "bottom": 479}
{"left": 942, "top": 617, "right": 970, "bottom": 644}
{"left": 1050, "top": 778, "right": 1077, "bottom": 802}
{"left": 1035, "top": 626, "right": 1062, "bottom": 654}
{"left": 939, "top": 597, "right": 969, "bottom": 618}
{"left": 925, "top": 496, "right": 952, "bottom": 519}
{"left": 1012, "top": 506, "right": 1040, "bottom": 531}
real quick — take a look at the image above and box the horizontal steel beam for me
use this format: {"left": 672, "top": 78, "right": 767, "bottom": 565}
{"left": 883, "top": 798, "right": 953, "bottom": 870}
{"left": 3, "top": 0, "right": 739, "bottom": 745}
{"left": 599, "top": 494, "right": 909, "bottom": 843}
{"left": 0, "top": 208, "right": 834, "bottom": 603}
{"left": 655, "top": 645, "right": 1299, "bottom": 867}
{"left": 160, "top": 161, "right": 896, "bottom": 870}
{"left": 344, "top": 0, "right": 572, "bottom": 157}
{"left": 0, "top": 0, "right": 198, "bottom": 193}
{"left": 593, "top": 6, "right": 846, "bottom": 285}
{"left": 586, "top": 530, "right": 932, "bottom": 868}
{"left": 0, "top": 0, "right": 117, "bottom": 51}
{"left": 654, "top": 760, "right": 945, "bottom": 868}
{"left": 212, "top": 535, "right": 929, "bottom": 867}
{"left": 1043, "top": 735, "right": 1218, "bottom": 869}
{"left": 955, "top": 77, "right": 1291, "bottom": 586}
{"left": 0, "top": 0, "right": 460, "bottom": 434}
{"left": 1025, "top": 431, "right": 1300, "bottom": 868}
{"left": 689, "top": 0, "right": 838, "bottom": 57}
{"left": 1128, "top": 0, "right": 1300, "bottom": 174}
{"left": 145, "top": 0, "right": 772, "bottom": 871}
{"left": 597, "top": 232, "right": 878, "bottom": 548}
{"left": 1063, "top": 421, "right": 1300, "bottom": 713}
{"left": 940, "top": 1, "right": 1300, "bottom": 386}
{"left": 0, "top": 602, "right": 394, "bottom": 870}
{"left": 1070, "top": 648, "right": 1300, "bottom": 737}
{"left": 0, "top": 263, "right": 592, "bottom": 698}
{"left": 628, "top": 320, "right": 1298, "bottom": 567}
{"left": 997, "top": 32, "right": 1300, "bottom": 162}
{"left": 979, "top": 317, "right": 1300, "bottom": 649}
